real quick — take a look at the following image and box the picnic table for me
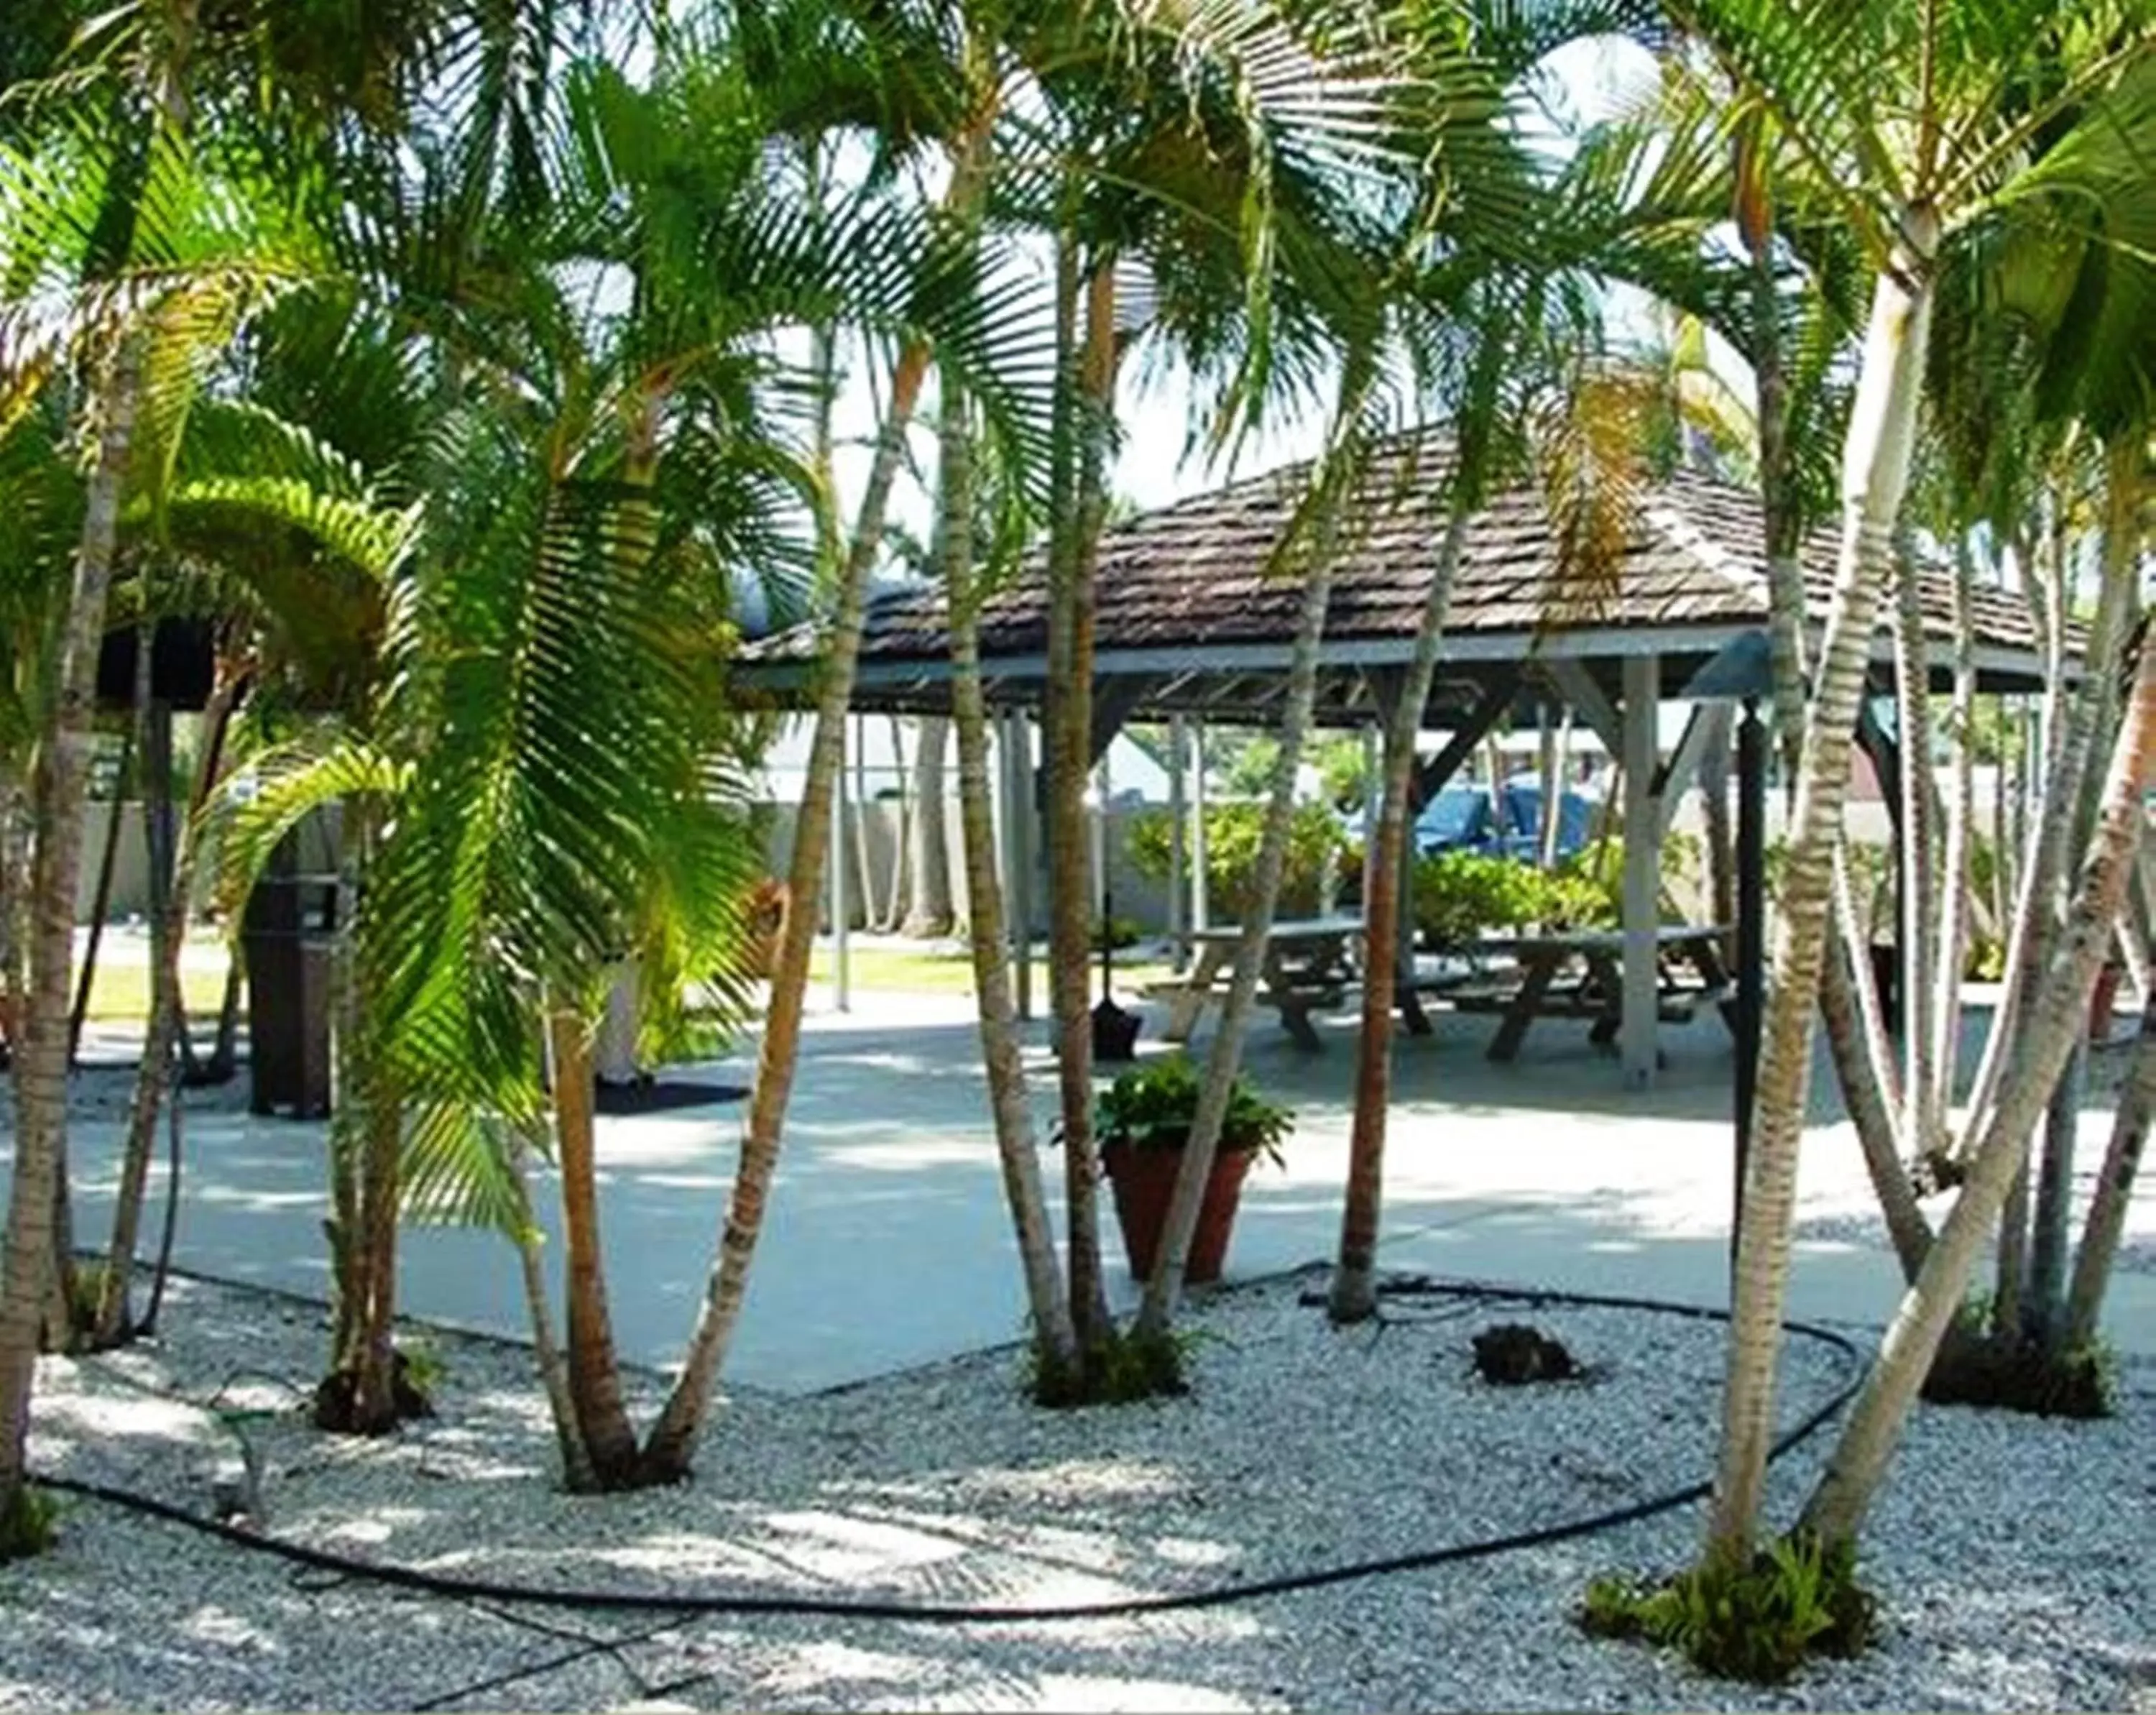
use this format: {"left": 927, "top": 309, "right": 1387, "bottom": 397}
{"left": 1154, "top": 916, "right": 1366, "bottom": 1052}
{"left": 1456, "top": 925, "right": 1735, "bottom": 1062}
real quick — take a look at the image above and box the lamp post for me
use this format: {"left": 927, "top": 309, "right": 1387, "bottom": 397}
{"left": 1680, "top": 633, "right": 1772, "bottom": 1288}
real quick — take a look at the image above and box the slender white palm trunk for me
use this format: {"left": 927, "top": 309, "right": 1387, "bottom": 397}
{"left": 1707, "top": 228, "right": 1934, "bottom": 1566}
{"left": 1802, "top": 623, "right": 2156, "bottom": 1548}
{"left": 1, "top": 341, "right": 142, "bottom": 1529}
{"left": 1138, "top": 454, "right": 1354, "bottom": 1338}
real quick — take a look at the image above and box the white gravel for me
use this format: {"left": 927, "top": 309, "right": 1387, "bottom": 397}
{"left": 5, "top": 1268, "right": 2152, "bottom": 1713}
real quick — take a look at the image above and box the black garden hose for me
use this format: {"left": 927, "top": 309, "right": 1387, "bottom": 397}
{"left": 32, "top": 1278, "right": 1867, "bottom": 1626}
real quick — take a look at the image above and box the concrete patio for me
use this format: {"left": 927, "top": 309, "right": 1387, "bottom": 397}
{"left": 14, "top": 980, "right": 2155, "bottom": 1393}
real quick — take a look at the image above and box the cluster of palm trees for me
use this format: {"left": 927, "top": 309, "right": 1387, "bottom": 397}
{"left": 1, "top": 0, "right": 2151, "bottom": 1675}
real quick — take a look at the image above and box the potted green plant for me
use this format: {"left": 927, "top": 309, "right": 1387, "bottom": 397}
{"left": 1093, "top": 1055, "right": 1291, "bottom": 1284}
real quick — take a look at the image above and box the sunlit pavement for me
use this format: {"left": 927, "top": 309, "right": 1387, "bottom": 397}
{"left": 11, "top": 980, "right": 2152, "bottom": 1391}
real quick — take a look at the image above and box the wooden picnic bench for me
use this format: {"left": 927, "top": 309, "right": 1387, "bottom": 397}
{"left": 1458, "top": 926, "right": 1735, "bottom": 1062}
{"left": 1153, "top": 916, "right": 1363, "bottom": 1051}
{"left": 1151, "top": 917, "right": 1464, "bottom": 1051}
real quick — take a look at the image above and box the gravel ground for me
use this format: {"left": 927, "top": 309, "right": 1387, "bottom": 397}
{"left": 4, "top": 1268, "right": 2152, "bottom": 1712}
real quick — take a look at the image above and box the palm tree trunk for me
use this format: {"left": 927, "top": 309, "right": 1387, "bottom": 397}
{"left": 324, "top": 837, "right": 367, "bottom": 1378}
{"left": 1700, "top": 714, "right": 1735, "bottom": 960}
{"left": 184, "top": 962, "right": 244, "bottom": 1086}
{"left": 640, "top": 336, "right": 935, "bottom": 1479}
{"left": 548, "top": 1006, "right": 644, "bottom": 1483}
{"left": 0, "top": 337, "right": 142, "bottom": 1534}
{"left": 1044, "top": 252, "right": 1115, "bottom": 1355}
{"left": 903, "top": 716, "right": 954, "bottom": 937}
{"left": 0, "top": 767, "right": 25, "bottom": 1069}
{"left": 136, "top": 1057, "right": 185, "bottom": 1336}
{"left": 178, "top": 668, "right": 242, "bottom": 1084}
{"left": 939, "top": 380, "right": 1080, "bottom": 1386}
{"left": 1931, "top": 543, "right": 1977, "bottom": 1125}
{"left": 345, "top": 1064, "right": 403, "bottom": 1433}
{"left": 851, "top": 716, "right": 876, "bottom": 930}
{"left": 1140, "top": 465, "right": 1351, "bottom": 1339}
{"left": 2026, "top": 1039, "right": 2086, "bottom": 1346}
{"left": 68, "top": 725, "right": 133, "bottom": 1063}
{"left": 880, "top": 715, "right": 909, "bottom": 933}
{"left": 2063, "top": 986, "right": 2156, "bottom": 1348}
{"left": 1833, "top": 844, "right": 1906, "bottom": 1146}
{"left": 1705, "top": 234, "right": 1935, "bottom": 1570}
{"left": 1961, "top": 520, "right": 2127, "bottom": 1153}
{"left": 1892, "top": 561, "right": 1940, "bottom": 1157}
{"left": 1821, "top": 930, "right": 1932, "bottom": 1282}
{"left": 504, "top": 1121, "right": 594, "bottom": 1492}
{"left": 1745, "top": 178, "right": 1805, "bottom": 783}
{"left": 1328, "top": 499, "right": 1477, "bottom": 1325}
{"left": 1801, "top": 617, "right": 2156, "bottom": 1551}
{"left": 1993, "top": 1155, "right": 2030, "bottom": 1335}
{"left": 97, "top": 693, "right": 178, "bottom": 1345}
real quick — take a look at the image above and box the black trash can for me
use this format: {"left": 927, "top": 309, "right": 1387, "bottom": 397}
{"left": 243, "top": 865, "right": 338, "bottom": 1118}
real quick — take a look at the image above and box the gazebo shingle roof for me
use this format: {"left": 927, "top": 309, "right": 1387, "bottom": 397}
{"left": 736, "top": 428, "right": 2053, "bottom": 720}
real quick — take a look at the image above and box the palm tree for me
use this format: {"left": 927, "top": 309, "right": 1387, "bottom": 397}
{"left": 0, "top": 9, "right": 340, "bottom": 1535}
{"left": 934, "top": 375, "right": 1084, "bottom": 1393}
{"left": 1634, "top": 0, "right": 2156, "bottom": 1573}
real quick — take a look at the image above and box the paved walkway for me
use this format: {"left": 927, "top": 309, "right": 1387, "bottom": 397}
{"left": 11, "top": 984, "right": 2154, "bottom": 1391}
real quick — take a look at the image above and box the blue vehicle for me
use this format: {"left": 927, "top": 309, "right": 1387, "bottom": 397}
{"left": 1414, "top": 778, "right": 1595, "bottom": 861}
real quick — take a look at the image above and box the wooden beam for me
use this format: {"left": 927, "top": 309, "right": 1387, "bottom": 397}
{"left": 1654, "top": 703, "right": 1730, "bottom": 842}
{"left": 1411, "top": 668, "right": 1521, "bottom": 812}
{"left": 1087, "top": 675, "right": 1151, "bottom": 765}
{"left": 1542, "top": 657, "right": 1624, "bottom": 756}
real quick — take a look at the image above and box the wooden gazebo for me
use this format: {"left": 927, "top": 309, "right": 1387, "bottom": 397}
{"left": 735, "top": 426, "right": 2055, "bottom": 1086}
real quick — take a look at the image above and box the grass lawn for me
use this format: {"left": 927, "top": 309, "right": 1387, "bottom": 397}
{"left": 75, "top": 954, "right": 241, "bottom": 1024}
{"left": 73, "top": 936, "right": 1172, "bottom": 1024}
{"left": 806, "top": 939, "right": 1174, "bottom": 995}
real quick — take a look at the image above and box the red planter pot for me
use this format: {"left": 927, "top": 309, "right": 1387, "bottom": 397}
{"left": 1102, "top": 1141, "right": 1256, "bottom": 1286}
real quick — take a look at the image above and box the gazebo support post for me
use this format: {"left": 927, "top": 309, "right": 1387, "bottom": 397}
{"left": 1621, "top": 653, "right": 1660, "bottom": 1086}
{"left": 1190, "top": 717, "right": 1210, "bottom": 937}
{"left": 1168, "top": 714, "right": 1189, "bottom": 973}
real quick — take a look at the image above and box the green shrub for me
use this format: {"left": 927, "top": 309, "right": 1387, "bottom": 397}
{"left": 1412, "top": 850, "right": 1547, "bottom": 947}
{"left": 1127, "top": 801, "right": 1348, "bottom": 919}
{"left": 1580, "top": 1536, "right": 1876, "bottom": 1683}
{"left": 1028, "top": 1323, "right": 1192, "bottom": 1408}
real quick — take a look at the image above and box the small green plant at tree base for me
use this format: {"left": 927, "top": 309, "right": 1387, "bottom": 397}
{"left": 1026, "top": 1322, "right": 1192, "bottom": 1409}
{"left": 1580, "top": 1535, "right": 1876, "bottom": 1683}
{"left": 399, "top": 1337, "right": 449, "bottom": 1400}
{"left": 66, "top": 1260, "right": 109, "bottom": 1335}
{"left": 0, "top": 1484, "right": 60, "bottom": 1563}
{"left": 1922, "top": 1322, "right": 2118, "bottom": 1419}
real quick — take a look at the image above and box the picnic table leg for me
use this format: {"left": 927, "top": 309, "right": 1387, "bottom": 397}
{"left": 1487, "top": 953, "right": 1560, "bottom": 1062}
{"left": 1163, "top": 944, "right": 1225, "bottom": 1043}
{"left": 1687, "top": 935, "right": 1743, "bottom": 1037}
{"left": 1586, "top": 952, "right": 1625, "bottom": 1047}
{"left": 1280, "top": 1000, "right": 1324, "bottom": 1052}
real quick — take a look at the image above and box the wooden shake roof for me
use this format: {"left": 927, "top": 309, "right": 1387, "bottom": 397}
{"left": 735, "top": 428, "right": 2055, "bottom": 723}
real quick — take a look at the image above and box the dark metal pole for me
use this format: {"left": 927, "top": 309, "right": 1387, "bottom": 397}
{"left": 1733, "top": 697, "right": 1766, "bottom": 1280}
